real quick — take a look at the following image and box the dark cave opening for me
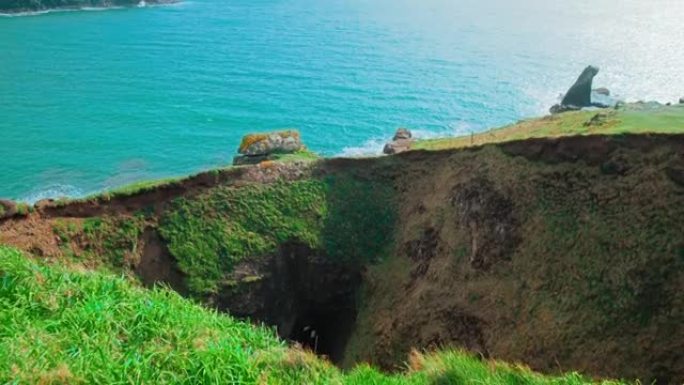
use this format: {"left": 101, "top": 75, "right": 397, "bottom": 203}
{"left": 287, "top": 294, "right": 359, "bottom": 363}
{"left": 216, "top": 241, "right": 362, "bottom": 365}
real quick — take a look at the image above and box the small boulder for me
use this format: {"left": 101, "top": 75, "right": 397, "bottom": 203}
{"left": 383, "top": 128, "right": 414, "bottom": 155}
{"left": 593, "top": 87, "right": 610, "bottom": 96}
{"left": 238, "top": 130, "right": 304, "bottom": 156}
{"left": 0, "top": 199, "right": 18, "bottom": 219}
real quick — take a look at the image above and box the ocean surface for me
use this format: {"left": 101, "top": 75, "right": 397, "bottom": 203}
{"left": 1, "top": 0, "right": 683, "bottom": 202}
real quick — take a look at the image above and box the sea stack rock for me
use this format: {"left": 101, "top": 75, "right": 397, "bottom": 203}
{"left": 383, "top": 128, "right": 414, "bottom": 155}
{"left": 550, "top": 65, "right": 600, "bottom": 114}
{"left": 679, "top": 97, "right": 684, "bottom": 104}
{"left": 233, "top": 130, "right": 304, "bottom": 165}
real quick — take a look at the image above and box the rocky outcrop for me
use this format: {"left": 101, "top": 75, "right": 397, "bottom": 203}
{"left": 383, "top": 128, "right": 414, "bottom": 155}
{"left": 233, "top": 130, "right": 304, "bottom": 165}
{"left": 550, "top": 66, "right": 601, "bottom": 114}
{"left": 680, "top": 97, "right": 684, "bottom": 104}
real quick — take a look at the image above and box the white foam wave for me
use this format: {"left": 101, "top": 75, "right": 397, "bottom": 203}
{"left": 339, "top": 137, "right": 387, "bottom": 157}
{"left": 338, "top": 121, "right": 476, "bottom": 157}
{"left": 21, "top": 184, "right": 88, "bottom": 204}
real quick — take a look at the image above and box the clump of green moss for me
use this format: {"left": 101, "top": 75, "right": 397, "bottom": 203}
{"left": 159, "top": 180, "right": 328, "bottom": 296}
{"left": 159, "top": 176, "right": 397, "bottom": 297}
{"left": 52, "top": 216, "right": 146, "bottom": 268}
{"left": 82, "top": 216, "right": 146, "bottom": 267}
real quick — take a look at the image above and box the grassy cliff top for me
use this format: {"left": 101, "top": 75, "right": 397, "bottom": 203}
{"left": 414, "top": 103, "right": 684, "bottom": 151}
{"left": 0, "top": 245, "right": 627, "bottom": 385}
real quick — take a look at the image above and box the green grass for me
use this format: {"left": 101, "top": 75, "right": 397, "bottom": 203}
{"left": 272, "top": 150, "right": 321, "bottom": 164}
{"left": 158, "top": 177, "right": 396, "bottom": 297}
{"left": 414, "top": 104, "right": 684, "bottom": 151}
{"left": 0, "top": 245, "right": 629, "bottom": 385}
{"left": 52, "top": 216, "right": 146, "bottom": 268}
{"left": 158, "top": 180, "right": 329, "bottom": 296}
{"left": 101, "top": 177, "right": 184, "bottom": 199}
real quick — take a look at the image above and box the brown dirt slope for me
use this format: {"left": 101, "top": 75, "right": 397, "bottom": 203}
{"left": 340, "top": 134, "right": 684, "bottom": 384}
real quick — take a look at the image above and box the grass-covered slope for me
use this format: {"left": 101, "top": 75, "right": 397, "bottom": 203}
{"left": 414, "top": 104, "right": 684, "bottom": 151}
{"left": 158, "top": 176, "right": 396, "bottom": 297}
{"left": 0, "top": 245, "right": 626, "bottom": 385}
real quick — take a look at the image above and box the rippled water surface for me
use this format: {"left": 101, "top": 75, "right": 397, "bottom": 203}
{"left": 1, "top": 0, "right": 683, "bottom": 200}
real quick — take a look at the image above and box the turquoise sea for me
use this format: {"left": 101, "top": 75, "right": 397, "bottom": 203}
{"left": 1, "top": 0, "right": 683, "bottom": 201}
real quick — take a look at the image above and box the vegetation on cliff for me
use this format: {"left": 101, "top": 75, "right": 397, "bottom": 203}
{"left": 158, "top": 176, "right": 396, "bottom": 297}
{"left": 0, "top": 245, "right": 628, "bottom": 385}
{"left": 1, "top": 106, "right": 683, "bottom": 383}
{"left": 414, "top": 104, "right": 684, "bottom": 151}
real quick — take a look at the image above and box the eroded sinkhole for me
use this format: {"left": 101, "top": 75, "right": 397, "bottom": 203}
{"left": 216, "top": 242, "right": 362, "bottom": 364}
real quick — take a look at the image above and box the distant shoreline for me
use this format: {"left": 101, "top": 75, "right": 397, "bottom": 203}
{"left": 0, "top": 0, "right": 178, "bottom": 15}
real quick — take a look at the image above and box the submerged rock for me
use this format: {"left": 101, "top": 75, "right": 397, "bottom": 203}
{"left": 233, "top": 130, "right": 304, "bottom": 165}
{"left": 383, "top": 128, "right": 414, "bottom": 155}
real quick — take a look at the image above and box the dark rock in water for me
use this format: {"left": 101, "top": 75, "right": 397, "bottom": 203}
{"left": 393, "top": 128, "right": 412, "bottom": 141}
{"left": 0, "top": 199, "right": 18, "bottom": 219}
{"left": 561, "top": 65, "right": 600, "bottom": 107}
{"left": 593, "top": 87, "right": 610, "bottom": 96}
{"left": 383, "top": 128, "right": 414, "bottom": 155}
{"left": 238, "top": 130, "right": 304, "bottom": 156}
{"left": 679, "top": 97, "right": 684, "bottom": 104}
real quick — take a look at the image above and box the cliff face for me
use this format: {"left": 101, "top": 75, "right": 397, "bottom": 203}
{"left": 0, "top": 0, "right": 175, "bottom": 13}
{"left": 2, "top": 133, "right": 683, "bottom": 384}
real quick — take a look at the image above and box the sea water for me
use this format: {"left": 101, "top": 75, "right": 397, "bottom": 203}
{"left": 1, "top": 0, "right": 683, "bottom": 201}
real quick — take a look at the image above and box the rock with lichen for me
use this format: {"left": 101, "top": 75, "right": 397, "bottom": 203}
{"left": 238, "top": 130, "right": 304, "bottom": 156}
{"left": 234, "top": 130, "right": 304, "bottom": 165}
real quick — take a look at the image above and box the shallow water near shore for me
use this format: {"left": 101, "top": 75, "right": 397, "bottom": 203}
{"left": 1, "top": 0, "right": 683, "bottom": 201}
